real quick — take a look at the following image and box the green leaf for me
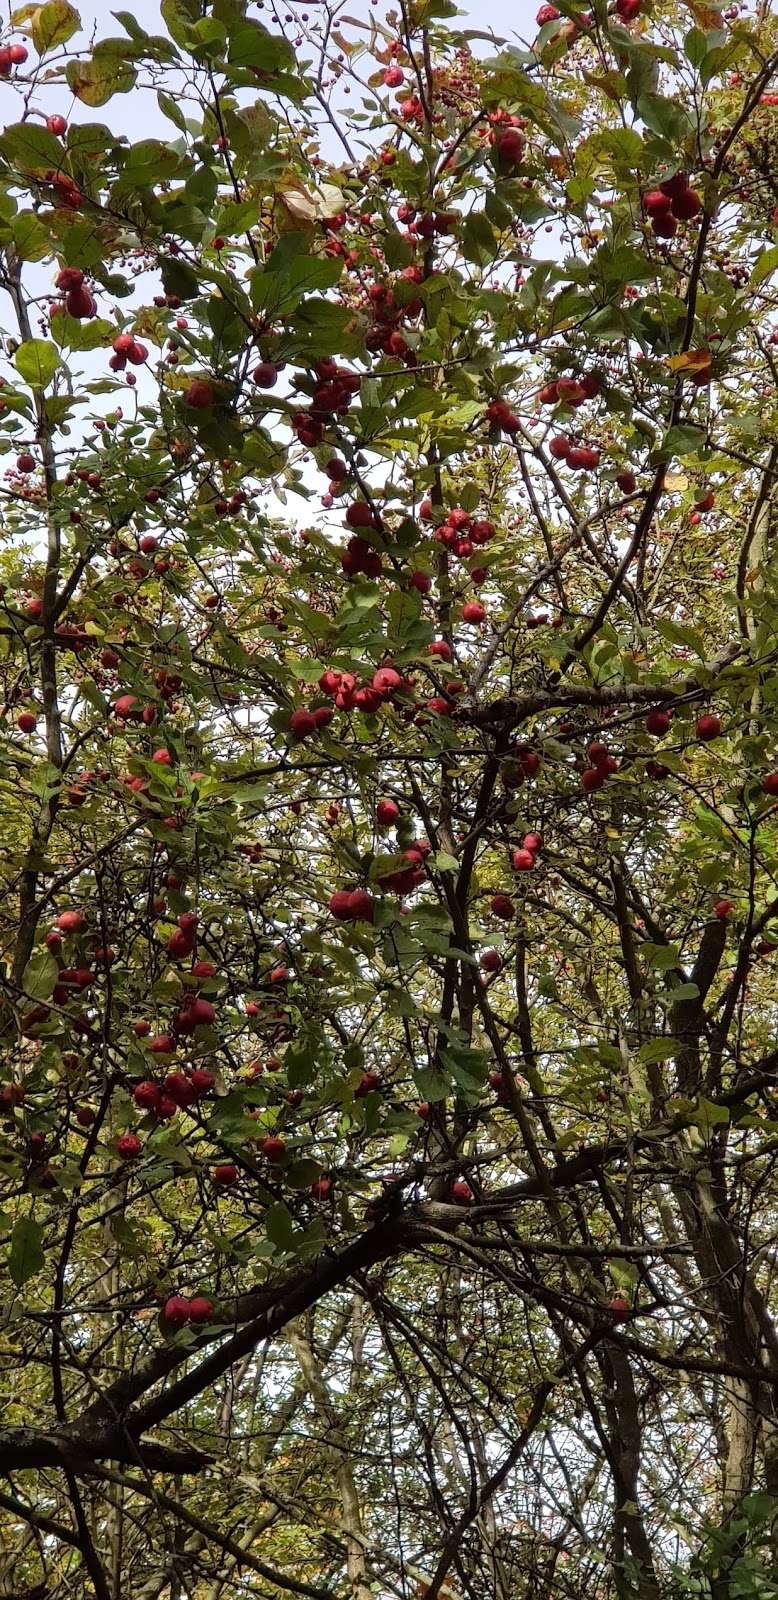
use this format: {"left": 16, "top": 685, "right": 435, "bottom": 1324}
{"left": 21, "top": 949, "right": 59, "bottom": 1002}
{"left": 750, "top": 247, "right": 778, "bottom": 289}
{"left": 662, "top": 423, "right": 707, "bottom": 459}
{"left": 460, "top": 212, "right": 498, "bottom": 265}
{"left": 639, "top": 1037, "right": 680, "bottom": 1063}
{"left": 227, "top": 20, "right": 294, "bottom": 71}
{"left": 285, "top": 1159, "right": 323, "bottom": 1189}
{"left": 14, "top": 340, "right": 61, "bottom": 389}
{"left": 414, "top": 1068, "right": 448, "bottom": 1103}
{"left": 683, "top": 27, "right": 709, "bottom": 68}
{"left": 655, "top": 617, "right": 706, "bottom": 658}
{"left": 157, "top": 89, "right": 190, "bottom": 133}
{"left": 0, "top": 120, "right": 66, "bottom": 170}
{"left": 636, "top": 92, "right": 693, "bottom": 143}
{"left": 250, "top": 255, "right": 343, "bottom": 317}
{"left": 640, "top": 942, "right": 681, "bottom": 972}
{"left": 160, "top": 0, "right": 200, "bottom": 48}
{"left": 50, "top": 313, "right": 114, "bottom": 352}
{"left": 692, "top": 1097, "right": 730, "bottom": 1132}
{"left": 11, "top": 212, "right": 49, "bottom": 262}
{"left": 431, "top": 851, "right": 459, "bottom": 872}
{"left": 161, "top": 256, "right": 200, "bottom": 301}
{"left": 8, "top": 1217, "right": 45, "bottom": 1288}
{"left": 31, "top": 0, "right": 80, "bottom": 53}
{"left": 112, "top": 9, "right": 150, "bottom": 40}
{"left": 265, "top": 1201, "right": 297, "bottom": 1251}
{"left": 665, "top": 982, "right": 701, "bottom": 1002}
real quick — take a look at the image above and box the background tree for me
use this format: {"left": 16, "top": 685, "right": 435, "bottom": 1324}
{"left": 0, "top": 0, "right": 778, "bottom": 1596}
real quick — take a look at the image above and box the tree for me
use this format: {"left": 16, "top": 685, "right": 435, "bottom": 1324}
{"left": 0, "top": 0, "right": 777, "bottom": 1594}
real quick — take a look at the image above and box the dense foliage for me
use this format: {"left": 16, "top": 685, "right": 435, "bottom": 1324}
{"left": 0, "top": 0, "right": 778, "bottom": 1595}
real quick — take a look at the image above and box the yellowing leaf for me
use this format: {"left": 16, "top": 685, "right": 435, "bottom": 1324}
{"left": 663, "top": 472, "right": 688, "bottom": 491}
{"left": 318, "top": 182, "right": 346, "bottom": 220}
{"left": 683, "top": 0, "right": 724, "bottom": 27}
{"left": 583, "top": 69, "right": 625, "bottom": 102}
{"left": 31, "top": 0, "right": 80, "bottom": 54}
{"left": 65, "top": 53, "right": 136, "bottom": 106}
{"left": 277, "top": 179, "right": 346, "bottom": 230}
{"left": 667, "top": 350, "right": 712, "bottom": 372}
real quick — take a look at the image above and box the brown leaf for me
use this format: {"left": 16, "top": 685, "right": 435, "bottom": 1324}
{"left": 683, "top": 0, "right": 725, "bottom": 28}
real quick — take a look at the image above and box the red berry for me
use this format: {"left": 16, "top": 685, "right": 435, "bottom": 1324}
{"left": 185, "top": 380, "right": 215, "bottom": 409}
{"left": 163, "top": 1294, "right": 191, "bottom": 1327}
{"left": 480, "top": 949, "right": 502, "bottom": 973}
{"left": 188, "top": 1295, "right": 214, "bottom": 1324}
{"left": 511, "top": 848, "right": 535, "bottom": 872}
{"left": 376, "top": 798, "right": 400, "bottom": 827}
{"left": 116, "top": 1133, "right": 142, "bottom": 1161}
{"left": 133, "top": 1081, "right": 162, "bottom": 1113}
{"left": 582, "top": 767, "right": 605, "bottom": 792}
